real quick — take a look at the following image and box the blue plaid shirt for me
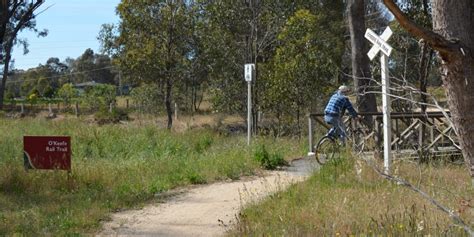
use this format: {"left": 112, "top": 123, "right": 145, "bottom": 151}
{"left": 324, "top": 91, "right": 357, "bottom": 117}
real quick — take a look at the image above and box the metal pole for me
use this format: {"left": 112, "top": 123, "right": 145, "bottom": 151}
{"left": 308, "top": 116, "right": 314, "bottom": 156}
{"left": 247, "top": 81, "right": 252, "bottom": 146}
{"left": 381, "top": 54, "right": 392, "bottom": 174}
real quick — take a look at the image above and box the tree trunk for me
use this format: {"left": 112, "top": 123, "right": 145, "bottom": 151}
{"left": 0, "top": 1, "right": 44, "bottom": 110}
{"left": 347, "top": 0, "right": 378, "bottom": 126}
{"left": 165, "top": 77, "right": 173, "bottom": 129}
{"left": 418, "top": 0, "right": 432, "bottom": 114}
{"left": 0, "top": 40, "right": 13, "bottom": 110}
{"left": 432, "top": 0, "right": 474, "bottom": 184}
{"left": 383, "top": 0, "right": 474, "bottom": 184}
{"left": 418, "top": 43, "right": 433, "bottom": 163}
{"left": 418, "top": 43, "right": 433, "bottom": 113}
{"left": 0, "top": 77, "right": 6, "bottom": 110}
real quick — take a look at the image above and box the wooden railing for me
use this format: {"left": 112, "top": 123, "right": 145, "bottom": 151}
{"left": 308, "top": 111, "right": 460, "bottom": 158}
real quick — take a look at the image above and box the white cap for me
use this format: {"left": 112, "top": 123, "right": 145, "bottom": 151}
{"left": 338, "top": 85, "right": 350, "bottom": 93}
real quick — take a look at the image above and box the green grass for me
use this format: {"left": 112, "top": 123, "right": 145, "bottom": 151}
{"left": 232, "top": 156, "right": 474, "bottom": 236}
{"left": 0, "top": 117, "right": 305, "bottom": 235}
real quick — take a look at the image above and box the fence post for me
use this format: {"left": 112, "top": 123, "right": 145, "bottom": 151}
{"left": 109, "top": 102, "right": 114, "bottom": 113}
{"left": 395, "top": 118, "right": 399, "bottom": 151}
{"left": 174, "top": 102, "right": 178, "bottom": 121}
{"left": 430, "top": 124, "right": 434, "bottom": 144}
{"left": 75, "top": 102, "right": 79, "bottom": 117}
{"left": 48, "top": 103, "right": 53, "bottom": 114}
{"left": 126, "top": 99, "right": 129, "bottom": 110}
{"left": 308, "top": 116, "right": 314, "bottom": 156}
{"left": 418, "top": 119, "right": 425, "bottom": 162}
{"left": 20, "top": 103, "right": 24, "bottom": 114}
{"left": 375, "top": 117, "right": 383, "bottom": 159}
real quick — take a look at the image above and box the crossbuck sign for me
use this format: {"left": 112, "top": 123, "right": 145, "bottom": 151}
{"left": 365, "top": 27, "right": 393, "bottom": 174}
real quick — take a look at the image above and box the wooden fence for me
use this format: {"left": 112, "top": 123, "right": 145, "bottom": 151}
{"left": 308, "top": 111, "right": 461, "bottom": 158}
{"left": 3, "top": 99, "right": 131, "bottom": 117}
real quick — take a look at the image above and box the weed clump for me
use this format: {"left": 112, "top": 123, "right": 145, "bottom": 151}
{"left": 94, "top": 108, "right": 129, "bottom": 124}
{"left": 253, "top": 144, "right": 288, "bottom": 170}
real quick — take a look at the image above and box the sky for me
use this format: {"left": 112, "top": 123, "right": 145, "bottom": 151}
{"left": 11, "top": 0, "right": 121, "bottom": 70}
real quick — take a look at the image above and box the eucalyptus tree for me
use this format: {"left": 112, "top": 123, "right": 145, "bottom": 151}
{"left": 72, "top": 48, "right": 95, "bottom": 84}
{"left": 383, "top": 0, "right": 474, "bottom": 185}
{"left": 198, "top": 0, "right": 308, "bottom": 128}
{"left": 69, "top": 49, "right": 115, "bottom": 85}
{"left": 17, "top": 64, "right": 57, "bottom": 97}
{"left": 347, "top": 0, "right": 377, "bottom": 126}
{"left": 0, "top": 0, "right": 45, "bottom": 109}
{"left": 261, "top": 8, "right": 344, "bottom": 134}
{"left": 100, "top": 0, "right": 192, "bottom": 129}
{"left": 196, "top": 0, "right": 254, "bottom": 113}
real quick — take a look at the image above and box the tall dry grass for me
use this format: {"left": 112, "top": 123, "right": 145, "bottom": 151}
{"left": 232, "top": 155, "right": 474, "bottom": 236}
{"left": 0, "top": 117, "right": 305, "bottom": 235}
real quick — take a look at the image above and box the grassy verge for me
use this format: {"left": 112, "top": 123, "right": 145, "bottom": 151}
{"left": 0, "top": 117, "right": 304, "bottom": 235}
{"left": 232, "top": 156, "right": 474, "bottom": 236}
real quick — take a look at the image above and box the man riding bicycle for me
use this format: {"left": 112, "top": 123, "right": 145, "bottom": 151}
{"left": 324, "top": 85, "right": 360, "bottom": 144}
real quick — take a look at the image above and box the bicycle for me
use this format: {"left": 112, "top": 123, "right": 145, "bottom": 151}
{"left": 314, "top": 117, "right": 368, "bottom": 165}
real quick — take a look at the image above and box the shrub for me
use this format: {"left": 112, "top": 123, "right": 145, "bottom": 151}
{"left": 42, "top": 85, "right": 55, "bottom": 98}
{"left": 94, "top": 108, "right": 129, "bottom": 125}
{"left": 82, "top": 84, "right": 117, "bottom": 110}
{"left": 130, "top": 83, "right": 163, "bottom": 114}
{"left": 253, "top": 144, "right": 288, "bottom": 170}
{"left": 58, "top": 83, "right": 79, "bottom": 106}
{"left": 4, "top": 91, "right": 15, "bottom": 101}
{"left": 194, "top": 135, "right": 213, "bottom": 153}
{"left": 27, "top": 89, "right": 40, "bottom": 104}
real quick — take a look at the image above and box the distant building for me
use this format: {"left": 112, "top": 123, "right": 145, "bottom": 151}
{"left": 73, "top": 81, "right": 101, "bottom": 94}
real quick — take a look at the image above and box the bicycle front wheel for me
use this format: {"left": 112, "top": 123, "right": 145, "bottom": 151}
{"left": 315, "top": 136, "right": 338, "bottom": 165}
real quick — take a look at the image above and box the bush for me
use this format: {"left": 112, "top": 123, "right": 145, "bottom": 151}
{"left": 42, "top": 85, "right": 56, "bottom": 98}
{"left": 58, "top": 83, "right": 79, "bottom": 106}
{"left": 94, "top": 108, "right": 129, "bottom": 124}
{"left": 130, "top": 83, "right": 163, "bottom": 114}
{"left": 194, "top": 135, "right": 213, "bottom": 153}
{"left": 4, "top": 91, "right": 15, "bottom": 101}
{"left": 253, "top": 144, "right": 288, "bottom": 170}
{"left": 27, "top": 88, "right": 40, "bottom": 103}
{"left": 82, "top": 84, "right": 117, "bottom": 110}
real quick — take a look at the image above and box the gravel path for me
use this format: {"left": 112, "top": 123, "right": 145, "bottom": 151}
{"left": 99, "top": 157, "right": 317, "bottom": 236}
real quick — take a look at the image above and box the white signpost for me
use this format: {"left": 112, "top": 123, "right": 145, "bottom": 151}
{"left": 365, "top": 27, "right": 393, "bottom": 174}
{"left": 245, "top": 64, "right": 255, "bottom": 146}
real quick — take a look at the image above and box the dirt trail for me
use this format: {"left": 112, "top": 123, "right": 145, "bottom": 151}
{"left": 99, "top": 158, "right": 317, "bottom": 236}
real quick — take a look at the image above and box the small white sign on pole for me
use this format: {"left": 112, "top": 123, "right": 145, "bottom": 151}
{"left": 365, "top": 27, "right": 393, "bottom": 174}
{"left": 244, "top": 64, "right": 255, "bottom": 146}
{"left": 245, "top": 64, "right": 255, "bottom": 82}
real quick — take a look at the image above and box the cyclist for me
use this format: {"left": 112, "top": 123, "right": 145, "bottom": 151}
{"left": 324, "top": 85, "right": 359, "bottom": 144}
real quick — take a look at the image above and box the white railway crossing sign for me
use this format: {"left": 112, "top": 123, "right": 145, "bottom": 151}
{"left": 365, "top": 27, "right": 393, "bottom": 60}
{"left": 365, "top": 26, "right": 393, "bottom": 174}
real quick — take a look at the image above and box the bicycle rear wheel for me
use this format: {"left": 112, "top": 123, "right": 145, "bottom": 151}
{"left": 315, "top": 136, "right": 338, "bottom": 165}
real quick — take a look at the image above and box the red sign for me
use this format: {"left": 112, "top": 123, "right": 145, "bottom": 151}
{"left": 23, "top": 136, "right": 71, "bottom": 171}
